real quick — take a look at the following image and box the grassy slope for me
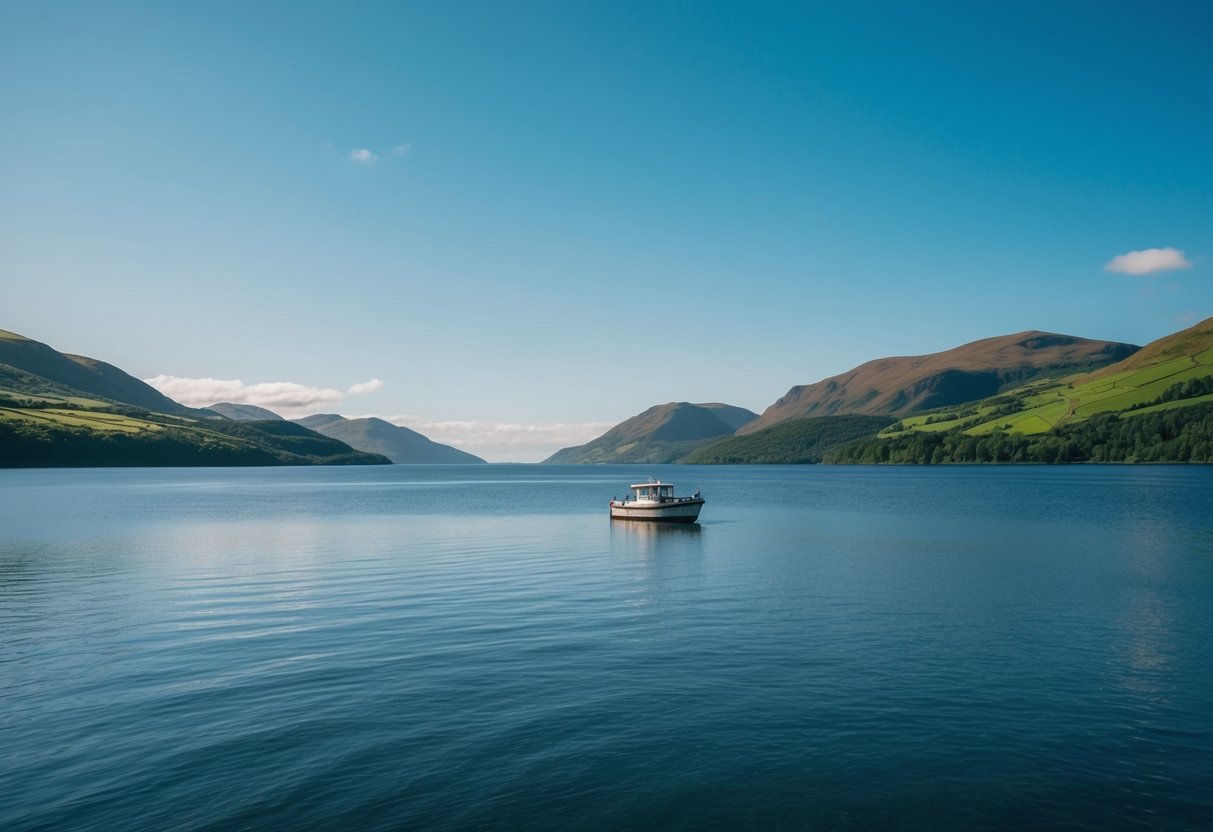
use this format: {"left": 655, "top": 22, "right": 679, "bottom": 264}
{"left": 878, "top": 317, "right": 1213, "bottom": 440}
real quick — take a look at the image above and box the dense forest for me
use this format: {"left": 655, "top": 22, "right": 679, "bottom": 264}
{"left": 825, "top": 401, "right": 1213, "bottom": 464}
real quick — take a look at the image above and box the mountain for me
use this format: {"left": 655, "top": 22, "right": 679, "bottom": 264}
{"left": 0, "top": 329, "right": 388, "bottom": 467}
{"left": 295, "top": 414, "right": 485, "bottom": 464}
{"left": 208, "top": 402, "right": 285, "bottom": 421}
{"left": 0, "top": 329, "right": 190, "bottom": 413}
{"left": 545, "top": 402, "right": 759, "bottom": 463}
{"left": 741, "top": 331, "right": 1140, "bottom": 434}
{"left": 827, "top": 316, "right": 1213, "bottom": 463}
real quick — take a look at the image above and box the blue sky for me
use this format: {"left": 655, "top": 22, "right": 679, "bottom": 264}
{"left": 2, "top": 1, "right": 1210, "bottom": 460}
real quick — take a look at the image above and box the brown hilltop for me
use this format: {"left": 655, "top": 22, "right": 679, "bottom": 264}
{"left": 740, "top": 330, "right": 1139, "bottom": 434}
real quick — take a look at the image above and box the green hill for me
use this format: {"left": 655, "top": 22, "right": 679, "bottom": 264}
{"left": 828, "top": 317, "right": 1213, "bottom": 463}
{"left": 0, "top": 329, "right": 388, "bottom": 467}
{"left": 0, "top": 397, "right": 389, "bottom": 467}
{"left": 0, "top": 329, "right": 190, "bottom": 414}
{"left": 741, "top": 331, "right": 1138, "bottom": 434}
{"left": 685, "top": 415, "right": 895, "bottom": 464}
{"left": 296, "top": 415, "right": 485, "bottom": 464}
{"left": 544, "top": 402, "right": 758, "bottom": 463}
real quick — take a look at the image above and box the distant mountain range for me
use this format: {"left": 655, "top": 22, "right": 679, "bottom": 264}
{"left": 295, "top": 414, "right": 485, "bottom": 464}
{"left": 545, "top": 402, "right": 758, "bottom": 463}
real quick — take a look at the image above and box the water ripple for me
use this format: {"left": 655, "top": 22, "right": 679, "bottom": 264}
{"left": 1, "top": 465, "right": 1211, "bottom": 831}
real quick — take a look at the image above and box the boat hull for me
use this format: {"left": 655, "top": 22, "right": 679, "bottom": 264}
{"left": 609, "top": 499, "right": 704, "bottom": 523}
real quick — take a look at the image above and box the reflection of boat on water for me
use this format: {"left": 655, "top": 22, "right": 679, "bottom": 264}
{"left": 610, "top": 514, "right": 702, "bottom": 557}
{"left": 609, "top": 480, "right": 704, "bottom": 523}
{"left": 611, "top": 520, "right": 701, "bottom": 539}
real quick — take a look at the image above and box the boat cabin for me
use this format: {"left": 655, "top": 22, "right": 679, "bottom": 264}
{"left": 630, "top": 482, "right": 674, "bottom": 502}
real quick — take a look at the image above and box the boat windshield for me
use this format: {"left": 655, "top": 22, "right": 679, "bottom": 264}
{"left": 631, "top": 483, "right": 676, "bottom": 499}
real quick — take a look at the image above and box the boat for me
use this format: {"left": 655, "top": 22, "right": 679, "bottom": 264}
{"left": 609, "top": 479, "right": 704, "bottom": 523}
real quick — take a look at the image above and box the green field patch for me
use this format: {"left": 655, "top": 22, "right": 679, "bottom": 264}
{"left": 1014, "top": 414, "right": 1057, "bottom": 435}
{"left": 1109, "top": 356, "right": 1197, "bottom": 388}
{"left": 1, "top": 407, "right": 158, "bottom": 434}
{"left": 961, "top": 413, "right": 1055, "bottom": 436}
{"left": 1023, "top": 398, "right": 1069, "bottom": 427}
{"left": 965, "top": 419, "right": 1009, "bottom": 436}
{"left": 1073, "top": 390, "right": 1158, "bottom": 418}
{"left": 1064, "top": 386, "right": 1126, "bottom": 411}
{"left": 1078, "top": 374, "right": 1133, "bottom": 394}
{"left": 964, "top": 408, "right": 1053, "bottom": 435}
{"left": 1073, "top": 366, "right": 1213, "bottom": 417}
{"left": 1021, "top": 389, "right": 1065, "bottom": 407}
{"left": 914, "top": 418, "right": 971, "bottom": 433}
{"left": 1122, "top": 391, "right": 1213, "bottom": 418}
{"left": 0, "top": 389, "right": 120, "bottom": 410}
{"left": 65, "top": 396, "right": 114, "bottom": 409}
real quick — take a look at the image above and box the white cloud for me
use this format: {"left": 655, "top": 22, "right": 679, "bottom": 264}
{"left": 382, "top": 416, "right": 614, "bottom": 463}
{"left": 1104, "top": 247, "right": 1192, "bottom": 276}
{"left": 347, "top": 378, "right": 385, "bottom": 396}
{"left": 390, "top": 143, "right": 412, "bottom": 156}
{"left": 350, "top": 148, "right": 378, "bottom": 164}
{"left": 144, "top": 375, "right": 346, "bottom": 419}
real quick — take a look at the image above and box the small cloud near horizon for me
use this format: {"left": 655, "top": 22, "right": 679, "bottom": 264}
{"left": 350, "top": 148, "right": 378, "bottom": 164}
{"left": 347, "top": 378, "right": 385, "bottom": 396}
{"left": 390, "top": 143, "right": 412, "bottom": 156}
{"left": 1104, "top": 247, "right": 1192, "bottom": 276}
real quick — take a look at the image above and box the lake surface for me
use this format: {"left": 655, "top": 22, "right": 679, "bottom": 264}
{"left": 2, "top": 465, "right": 1211, "bottom": 830}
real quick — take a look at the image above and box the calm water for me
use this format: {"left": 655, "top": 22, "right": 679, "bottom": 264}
{"left": 2, "top": 465, "right": 1211, "bottom": 830}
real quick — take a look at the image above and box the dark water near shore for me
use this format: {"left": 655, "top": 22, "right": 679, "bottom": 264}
{"left": 2, "top": 465, "right": 1211, "bottom": 830}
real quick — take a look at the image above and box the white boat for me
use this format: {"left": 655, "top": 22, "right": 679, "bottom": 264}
{"left": 609, "top": 480, "right": 704, "bottom": 523}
